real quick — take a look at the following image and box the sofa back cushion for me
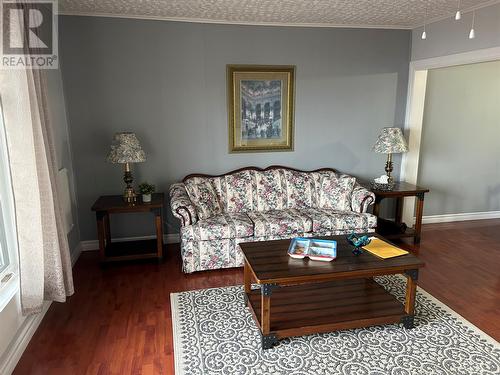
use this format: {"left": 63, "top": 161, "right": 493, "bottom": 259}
{"left": 184, "top": 178, "right": 222, "bottom": 220}
{"left": 216, "top": 170, "right": 256, "bottom": 213}
{"left": 183, "top": 168, "right": 357, "bottom": 216}
{"left": 255, "top": 169, "right": 285, "bottom": 211}
{"left": 281, "top": 169, "right": 316, "bottom": 209}
{"left": 317, "top": 173, "right": 356, "bottom": 211}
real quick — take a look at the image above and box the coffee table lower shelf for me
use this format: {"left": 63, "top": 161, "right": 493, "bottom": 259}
{"left": 245, "top": 278, "right": 411, "bottom": 349}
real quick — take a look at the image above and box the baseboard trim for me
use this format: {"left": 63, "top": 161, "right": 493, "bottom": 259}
{"left": 0, "top": 301, "right": 51, "bottom": 375}
{"left": 422, "top": 210, "right": 500, "bottom": 224}
{"left": 80, "top": 233, "right": 180, "bottom": 252}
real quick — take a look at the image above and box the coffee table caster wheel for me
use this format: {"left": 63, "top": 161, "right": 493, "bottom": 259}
{"left": 261, "top": 334, "right": 278, "bottom": 350}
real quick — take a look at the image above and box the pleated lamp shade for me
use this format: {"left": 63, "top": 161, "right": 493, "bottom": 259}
{"left": 107, "top": 132, "right": 146, "bottom": 163}
{"left": 372, "top": 127, "right": 409, "bottom": 154}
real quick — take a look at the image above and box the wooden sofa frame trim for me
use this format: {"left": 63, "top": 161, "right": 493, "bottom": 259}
{"left": 182, "top": 165, "right": 338, "bottom": 182}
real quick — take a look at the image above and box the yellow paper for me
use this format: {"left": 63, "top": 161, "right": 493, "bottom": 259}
{"left": 363, "top": 238, "right": 409, "bottom": 259}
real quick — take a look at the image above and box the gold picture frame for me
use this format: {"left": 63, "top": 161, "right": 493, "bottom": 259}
{"left": 227, "top": 65, "right": 295, "bottom": 152}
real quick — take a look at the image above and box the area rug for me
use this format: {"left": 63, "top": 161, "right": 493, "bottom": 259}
{"left": 171, "top": 275, "right": 500, "bottom": 375}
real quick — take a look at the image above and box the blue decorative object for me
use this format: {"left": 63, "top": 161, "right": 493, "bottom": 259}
{"left": 347, "top": 233, "right": 372, "bottom": 256}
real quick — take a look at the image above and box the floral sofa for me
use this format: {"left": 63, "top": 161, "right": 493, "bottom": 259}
{"left": 170, "top": 166, "right": 376, "bottom": 273}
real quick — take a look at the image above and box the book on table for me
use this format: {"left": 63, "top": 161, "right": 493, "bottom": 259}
{"left": 363, "top": 237, "right": 409, "bottom": 259}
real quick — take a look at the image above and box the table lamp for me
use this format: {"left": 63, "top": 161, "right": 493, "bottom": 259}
{"left": 107, "top": 132, "right": 146, "bottom": 203}
{"left": 372, "top": 127, "right": 408, "bottom": 185}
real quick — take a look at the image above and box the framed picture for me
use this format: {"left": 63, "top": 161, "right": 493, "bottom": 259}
{"left": 227, "top": 65, "right": 295, "bottom": 152}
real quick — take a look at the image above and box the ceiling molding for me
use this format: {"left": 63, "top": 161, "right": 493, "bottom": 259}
{"left": 57, "top": 11, "right": 412, "bottom": 30}
{"left": 411, "top": 0, "right": 500, "bottom": 28}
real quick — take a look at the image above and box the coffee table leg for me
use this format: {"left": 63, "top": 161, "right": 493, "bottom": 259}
{"left": 243, "top": 259, "right": 251, "bottom": 304}
{"left": 261, "top": 333, "right": 278, "bottom": 350}
{"left": 402, "top": 269, "right": 418, "bottom": 328}
{"left": 261, "top": 284, "right": 277, "bottom": 349}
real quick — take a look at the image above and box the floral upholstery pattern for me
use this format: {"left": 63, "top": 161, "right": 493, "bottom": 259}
{"left": 351, "top": 183, "right": 376, "bottom": 213}
{"left": 184, "top": 178, "right": 222, "bottom": 220}
{"left": 281, "top": 170, "right": 315, "bottom": 209}
{"left": 301, "top": 208, "right": 377, "bottom": 233}
{"left": 181, "top": 212, "right": 254, "bottom": 242}
{"left": 181, "top": 234, "right": 304, "bottom": 273}
{"left": 169, "top": 183, "right": 198, "bottom": 226}
{"left": 247, "top": 209, "right": 313, "bottom": 237}
{"left": 219, "top": 170, "right": 256, "bottom": 213}
{"left": 180, "top": 238, "right": 243, "bottom": 274}
{"left": 318, "top": 173, "right": 356, "bottom": 211}
{"left": 171, "top": 167, "right": 377, "bottom": 273}
{"left": 255, "top": 169, "right": 284, "bottom": 211}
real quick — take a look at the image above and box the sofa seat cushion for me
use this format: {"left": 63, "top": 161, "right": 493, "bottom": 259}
{"left": 301, "top": 208, "right": 377, "bottom": 233}
{"left": 248, "top": 209, "right": 313, "bottom": 237}
{"left": 181, "top": 212, "right": 254, "bottom": 241}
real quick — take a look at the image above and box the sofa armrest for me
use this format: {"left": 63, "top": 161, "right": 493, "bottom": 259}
{"left": 351, "top": 183, "right": 375, "bottom": 213}
{"left": 169, "top": 183, "right": 198, "bottom": 226}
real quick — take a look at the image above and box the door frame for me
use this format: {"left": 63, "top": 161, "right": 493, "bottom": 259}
{"left": 400, "top": 46, "right": 500, "bottom": 223}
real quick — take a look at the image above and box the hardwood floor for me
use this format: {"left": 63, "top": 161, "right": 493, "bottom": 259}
{"left": 401, "top": 219, "right": 500, "bottom": 341}
{"left": 14, "top": 219, "right": 500, "bottom": 374}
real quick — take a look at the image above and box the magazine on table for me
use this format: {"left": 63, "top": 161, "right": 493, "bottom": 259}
{"left": 288, "top": 238, "right": 337, "bottom": 262}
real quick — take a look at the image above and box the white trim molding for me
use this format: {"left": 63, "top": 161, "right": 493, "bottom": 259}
{"left": 0, "top": 301, "right": 51, "bottom": 375}
{"left": 422, "top": 211, "right": 500, "bottom": 224}
{"left": 80, "top": 233, "right": 180, "bottom": 252}
{"left": 410, "top": 46, "right": 500, "bottom": 70}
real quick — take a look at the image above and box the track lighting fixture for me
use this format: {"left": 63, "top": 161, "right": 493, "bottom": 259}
{"left": 469, "top": 11, "right": 476, "bottom": 39}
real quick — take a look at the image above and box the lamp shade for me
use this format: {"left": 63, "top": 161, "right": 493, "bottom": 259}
{"left": 372, "top": 127, "right": 408, "bottom": 154}
{"left": 106, "top": 132, "right": 146, "bottom": 163}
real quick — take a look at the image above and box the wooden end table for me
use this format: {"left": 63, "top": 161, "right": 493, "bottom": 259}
{"left": 91, "top": 193, "right": 165, "bottom": 263}
{"left": 370, "top": 182, "right": 429, "bottom": 244}
{"left": 240, "top": 235, "right": 425, "bottom": 349}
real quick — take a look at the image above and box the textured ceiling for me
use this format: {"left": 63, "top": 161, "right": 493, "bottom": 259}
{"left": 59, "top": 0, "right": 499, "bottom": 29}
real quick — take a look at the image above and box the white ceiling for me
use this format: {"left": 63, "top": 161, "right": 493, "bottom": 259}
{"left": 59, "top": 0, "right": 500, "bottom": 29}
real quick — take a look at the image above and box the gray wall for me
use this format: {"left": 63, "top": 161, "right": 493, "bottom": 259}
{"left": 418, "top": 60, "right": 500, "bottom": 216}
{"left": 59, "top": 16, "right": 410, "bottom": 240}
{"left": 411, "top": 3, "right": 500, "bottom": 60}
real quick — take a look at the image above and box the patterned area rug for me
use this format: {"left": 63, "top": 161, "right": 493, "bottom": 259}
{"left": 171, "top": 276, "right": 500, "bottom": 375}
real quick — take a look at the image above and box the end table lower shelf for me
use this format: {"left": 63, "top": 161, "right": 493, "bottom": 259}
{"left": 104, "top": 239, "right": 164, "bottom": 262}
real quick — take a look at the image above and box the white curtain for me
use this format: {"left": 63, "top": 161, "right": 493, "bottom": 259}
{"left": 0, "top": 47, "right": 74, "bottom": 314}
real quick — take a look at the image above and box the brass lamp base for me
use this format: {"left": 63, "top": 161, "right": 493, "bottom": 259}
{"left": 123, "top": 162, "right": 137, "bottom": 203}
{"left": 385, "top": 153, "right": 394, "bottom": 185}
{"left": 123, "top": 187, "right": 137, "bottom": 203}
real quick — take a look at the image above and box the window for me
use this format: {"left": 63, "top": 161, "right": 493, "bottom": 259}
{"left": 0, "top": 99, "right": 18, "bottom": 311}
{"left": 0, "top": 202, "right": 10, "bottom": 273}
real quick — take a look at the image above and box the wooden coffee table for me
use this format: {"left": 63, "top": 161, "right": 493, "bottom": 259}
{"left": 240, "top": 235, "right": 425, "bottom": 349}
